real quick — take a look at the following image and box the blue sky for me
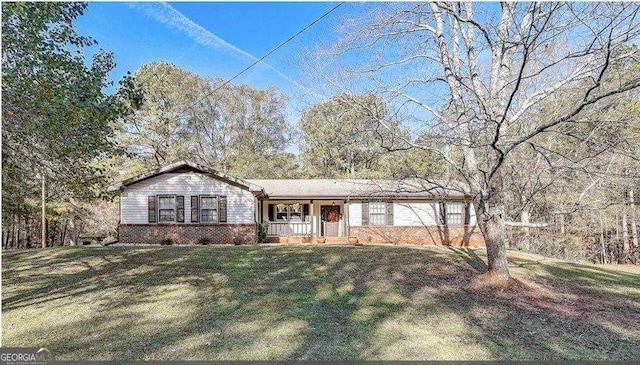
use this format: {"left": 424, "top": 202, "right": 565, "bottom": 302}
{"left": 74, "top": 2, "right": 493, "bottom": 141}
{"left": 75, "top": 2, "right": 640, "bottom": 147}
{"left": 76, "top": 2, "right": 349, "bottom": 116}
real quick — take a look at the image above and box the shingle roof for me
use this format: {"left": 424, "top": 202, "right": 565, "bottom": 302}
{"left": 110, "top": 161, "right": 470, "bottom": 199}
{"left": 246, "top": 179, "right": 469, "bottom": 199}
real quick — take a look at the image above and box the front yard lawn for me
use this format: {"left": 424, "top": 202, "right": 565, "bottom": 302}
{"left": 2, "top": 245, "right": 639, "bottom": 360}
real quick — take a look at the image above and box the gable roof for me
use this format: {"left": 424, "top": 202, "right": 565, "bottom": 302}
{"left": 110, "top": 160, "right": 264, "bottom": 192}
{"left": 111, "top": 161, "right": 470, "bottom": 200}
{"left": 246, "top": 179, "right": 469, "bottom": 199}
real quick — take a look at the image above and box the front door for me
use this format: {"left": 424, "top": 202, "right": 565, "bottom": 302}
{"left": 321, "top": 205, "right": 341, "bottom": 236}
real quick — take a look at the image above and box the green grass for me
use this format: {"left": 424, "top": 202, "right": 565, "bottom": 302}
{"left": 2, "top": 245, "right": 639, "bottom": 360}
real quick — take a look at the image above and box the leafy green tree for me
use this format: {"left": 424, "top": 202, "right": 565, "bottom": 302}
{"left": 120, "top": 61, "right": 294, "bottom": 178}
{"left": 2, "top": 2, "right": 139, "bottom": 246}
{"left": 186, "top": 81, "right": 293, "bottom": 178}
{"left": 118, "top": 61, "right": 200, "bottom": 167}
{"left": 300, "top": 93, "right": 408, "bottom": 178}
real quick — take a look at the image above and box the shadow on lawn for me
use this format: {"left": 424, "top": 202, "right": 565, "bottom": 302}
{"left": 447, "top": 247, "right": 488, "bottom": 273}
{"left": 2, "top": 246, "right": 640, "bottom": 360}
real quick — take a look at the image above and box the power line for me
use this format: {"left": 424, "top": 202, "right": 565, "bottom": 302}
{"left": 175, "top": 2, "right": 345, "bottom": 118}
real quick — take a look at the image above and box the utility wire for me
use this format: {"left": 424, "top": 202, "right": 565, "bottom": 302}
{"left": 176, "top": 2, "right": 345, "bottom": 118}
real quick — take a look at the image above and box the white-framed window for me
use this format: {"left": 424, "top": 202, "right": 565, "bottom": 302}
{"left": 271, "top": 203, "right": 308, "bottom": 222}
{"left": 288, "top": 203, "right": 303, "bottom": 221}
{"left": 200, "top": 196, "right": 218, "bottom": 223}
{"left": 369, "top": 202, "right": 386, "bottom": 226}
{"left": 158, "top": 196, "right": 176, "bottom": 222}
{"left": 446, "top": 202, "right": 464, "bottom": 225}
{"left": 275, "top": 204, "right": 288, "bottom": 221}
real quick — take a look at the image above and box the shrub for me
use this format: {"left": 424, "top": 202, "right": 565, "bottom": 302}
{"left": 257, "top": 223, "right": 269, "bottom": 243}
{"left": 233, "top": 237, "right": 245, "bottom": 246}
{"left": 198, "top": 237, "right": 212, "bottom": 245}
{"left": 160, "top": 238, "right": 174, "bottom": 246}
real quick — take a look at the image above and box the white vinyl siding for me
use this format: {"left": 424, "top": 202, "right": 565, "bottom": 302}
{"left": 120, "top": 173, "right": 255, "bottom": 224}
{"left": 348, "top": 202, "right": 362, "bottom": 226}
{"left": 363, "top": 201, "right": 477, "bottom": 227}
{"left": 393, "top": 202, "right": 440, "bottom": 226}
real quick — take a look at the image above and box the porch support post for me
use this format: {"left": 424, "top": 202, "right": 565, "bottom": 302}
{"left": 310, "top": 200, "right": 315, "bottom": 237}
{"left": 344, "top": 199, "right": 349, "bottom": 238}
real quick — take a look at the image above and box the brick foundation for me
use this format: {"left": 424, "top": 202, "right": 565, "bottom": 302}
{"left": 119, "top": 224, "right": 257, "bottom": 245}
{"left": 350, "top": 225, "right": 485, "bottom": 247}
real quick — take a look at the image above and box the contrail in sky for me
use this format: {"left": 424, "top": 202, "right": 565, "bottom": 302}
{"left": 129, "top": 2, "right": 292, "bottom": 82}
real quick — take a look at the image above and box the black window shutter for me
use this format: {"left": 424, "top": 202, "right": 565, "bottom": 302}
{"left": 361, "top": 202, "right": 369, "bottom": 226}
{"left": 219, "top": 196, "right": 227, "bottom": 223}
{"left": 439, "top": 201, "right": 447, "bottom": 225}
{"left": 386, "top": 201, "right": 394, "bottom": 226}
{"left": 268, "top": 204, "right": 274, "bottom": 221}
{"left": 148, "top": 196, "right": 156, "bottom": 223}
{"left": 176, "top": 196, "right": 185, "bottom": 223}
{"left": 464, "top": 202, "right": 471, "bottom": 226}
{"left": 303, "top": 204, "right": 310, "bottom": 221}
{"left": 191, "top": 196, "right": 199, "bottom": 223}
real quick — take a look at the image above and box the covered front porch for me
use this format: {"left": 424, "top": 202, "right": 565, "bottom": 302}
{"left": 260, "top": 199, "right": 349, "bottom": 242}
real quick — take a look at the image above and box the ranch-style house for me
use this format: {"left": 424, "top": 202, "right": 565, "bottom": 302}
{"left": 112, "top": 161, "right": 484, "bottom": 246}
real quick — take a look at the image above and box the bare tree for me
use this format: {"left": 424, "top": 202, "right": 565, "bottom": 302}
{"left": 630, "top": 189, "right": 639, "bottom": 249}
{"left": 311, "top": 2, "right": 640, "bottom": 284}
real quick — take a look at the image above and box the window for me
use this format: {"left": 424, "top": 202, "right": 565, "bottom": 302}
{"left": 275, "top": 204, "right": 288, "bottom": 221}
{"left": 446, "top": 202, "right": 464, "bottom": 225}
{"left": 369, "top": 202, "right": 386, "bottom": 225}
{"left": 289, "top": 203, "right": 303, "bottom": 221}
{"left": 158, "top": 196, "right": 176, "bottom": 222}
{"left": 271, "top": 204, "right": 308, "bottom": 222}
{"left": 200, "top": 196, "right": 218, "bottom": 223}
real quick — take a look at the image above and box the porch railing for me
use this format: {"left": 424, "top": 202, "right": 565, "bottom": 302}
{"left": 267, "top": 222, "right": 312, "bottom": 236}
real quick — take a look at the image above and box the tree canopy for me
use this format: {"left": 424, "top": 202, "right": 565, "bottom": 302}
{"left": 2, "top": 2, "right": 140, "bottom": 245}
{"left": 299, "top": 93, "right": 442, "bottom": 179}
{"left": 118, "top": 61, "right": 296, "bottom": 179}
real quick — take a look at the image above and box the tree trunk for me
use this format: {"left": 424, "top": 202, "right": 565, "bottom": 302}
{"left": 42, "top": 175, "right": 47, "bottom": 248}
{"left": 520, "top": 194, "right": 531, "bottom": 251}
{"left": 622, "top": 207, "right": 630, "bottom": 260}
{"left": 10, "top": 215, "right": 16, "bottom": 248}
{"left": 16, "top": 217, "right": 21, "bottom": 249}
{"left": 629, "top": 189, "right": 638, "bottom": 249}
{"left": 475, "top": 178, "right": 511, "bottom": 284}
{"left": 61, "top": 218, "right": 69, "bottom": 246}
{"left": 26, "top": 215, "right": 32, "bottom": 248}
{"left": 68, "top": 217, "right": 78, "bottom": 246}
{"left": 483, "top": 216, "right": 510, "bottom": 281}
{"left": 598, "top": 213, "right": 606, "bottom": 264}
